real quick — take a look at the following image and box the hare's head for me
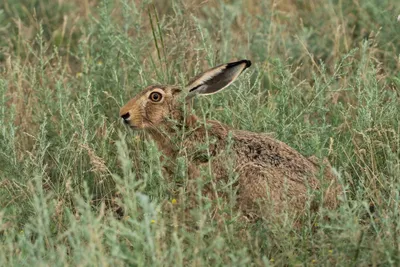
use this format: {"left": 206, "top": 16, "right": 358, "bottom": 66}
{"left": 119, "top": 60, "right": 251, "bottom": 129}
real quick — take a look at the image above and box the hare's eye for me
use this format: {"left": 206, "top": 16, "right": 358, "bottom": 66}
{"left": 149, "top": 92, "right": 162, "bottom": 102}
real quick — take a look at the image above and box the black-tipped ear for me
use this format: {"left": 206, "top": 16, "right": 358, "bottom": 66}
{"left": 186, "top": 60, "right": 251, "bottom": 98}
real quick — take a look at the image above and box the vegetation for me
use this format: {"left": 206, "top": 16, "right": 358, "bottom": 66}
{"left": 0, "top": 0, "right": 399, "bottom": 265}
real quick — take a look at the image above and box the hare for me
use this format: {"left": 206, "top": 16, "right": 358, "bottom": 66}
{"left": 120, "top": 60, "right": 342, "bottom": 220}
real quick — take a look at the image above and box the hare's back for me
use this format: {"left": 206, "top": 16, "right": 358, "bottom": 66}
{"left": 231, "top": 130, "right": 323, "bottom": 183}
{"left": 229, "top": 130, "right": 331, "bottom": 213}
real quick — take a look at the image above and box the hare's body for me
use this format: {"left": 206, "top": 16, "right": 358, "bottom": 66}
{"left": 120, "top": 60, "right": 341, "bottom": 219}
{"left": 147, "top": 118, "right": 340, "bottom": 218}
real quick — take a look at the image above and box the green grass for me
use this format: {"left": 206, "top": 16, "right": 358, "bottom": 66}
{"left": 1, "top": 0, "right": 400, "bottom": 265}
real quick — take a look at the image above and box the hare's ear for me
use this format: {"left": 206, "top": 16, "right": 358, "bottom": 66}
{"left": 186, "top": 60, "right": 251, "bottom": 98}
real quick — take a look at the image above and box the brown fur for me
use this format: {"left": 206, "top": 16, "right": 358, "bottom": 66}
{"left": 120, "top": 84, "right": 342, "bottom": 221}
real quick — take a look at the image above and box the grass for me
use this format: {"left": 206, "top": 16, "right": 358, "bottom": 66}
{"left": 0, "top": 0, "right": 400, "bottom": 265}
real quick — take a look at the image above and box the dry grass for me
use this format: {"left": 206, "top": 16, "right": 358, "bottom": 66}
{"left": 0, "top": 0, "right": 399, "bottom": 265}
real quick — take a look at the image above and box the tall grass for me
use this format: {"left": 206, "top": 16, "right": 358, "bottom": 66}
{"left": 0, "top": 0, "right": 399, "bottom": 265}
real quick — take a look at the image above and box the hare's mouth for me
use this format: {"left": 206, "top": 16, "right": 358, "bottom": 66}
{"left": 125, "top": 121, "right": 143, "bottom": 130}
{"left": 129, "top": 125, "right": 140, "bottom": 130}
{"left": 124, "top": 122, "right": 139, "bottom": 130}
{"left": 120, "top": 118, "right": 137, "bottom": 129}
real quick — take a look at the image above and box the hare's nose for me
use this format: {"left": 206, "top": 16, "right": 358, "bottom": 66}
{"left": 121, "top": 112, "right": 130, "bottom": 122}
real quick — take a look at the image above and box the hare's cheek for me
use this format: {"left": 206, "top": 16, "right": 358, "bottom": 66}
{"left": 144, "top": 104, "right": 165, "bottom": 125}
{"left": 128, "top": 109, "right": 145, "bottom": 128}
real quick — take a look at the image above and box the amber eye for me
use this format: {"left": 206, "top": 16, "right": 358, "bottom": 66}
{"left": 149, "top": 92, "right": 162, "bottom": 102}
